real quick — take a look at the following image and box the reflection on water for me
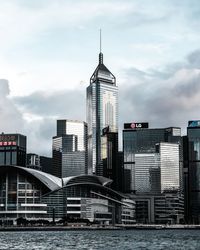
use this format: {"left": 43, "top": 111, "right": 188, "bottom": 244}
{"left": 0, "top": 229, "right": 200, "bottom": 250}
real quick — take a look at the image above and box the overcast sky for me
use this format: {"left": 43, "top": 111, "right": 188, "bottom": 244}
{"left": 1, "top": 0, "right": 200, "bottom": 156}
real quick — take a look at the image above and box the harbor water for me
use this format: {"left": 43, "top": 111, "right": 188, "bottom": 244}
{"left": 0, "top": 229, "right": 200, "bottom": 249}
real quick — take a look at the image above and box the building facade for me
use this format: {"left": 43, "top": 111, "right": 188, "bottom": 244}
{"left": 27, "top": 153, "right": 41, "bottom": 170}
{"left": 0, "top": 133, "right": 26, "bottom": 167}
{"left": 42, "top": 175, "right": 135, "bottom": 225}
{"left": 101, "top": 129, "right": 120, "bottom": 190}
{"left": 123, "top": 123, "right": 182, "bottom": 193}
{"left": 87, "top": 52, "right": 118, "bottom": 175}
{"left": 26, "top": 153, "right": 53, "bottom": 174}
{"left": 57, "top": 120, "right": 88, "bottom": 152}
{"left": 123, "top": 124, "right": 184, "bottom": 224}
{"left": 187, "top": 120, "right": 200, "bottom": 223}
{"left": 52, "top": 120, "right": 88, "bottom": 178}
{"left": 0, "top": 165, "right": 55, "bottom": 225}
{"left": 0, "top": 165, "right": 135, "bottom": 225}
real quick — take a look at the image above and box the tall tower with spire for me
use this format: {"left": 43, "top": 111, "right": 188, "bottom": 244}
{"left": 86, "top": 31, "right": 118, "bottom": 175}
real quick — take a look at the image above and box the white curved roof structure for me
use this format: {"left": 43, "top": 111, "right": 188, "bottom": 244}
{"left": 13, "top": 166, "right": 62, "bottom": 191}
{"left": 62, "top": 174, "right": 113, "bottom": 187}
{"left": 1, "top": 166, "right": 113, "bottom": 192}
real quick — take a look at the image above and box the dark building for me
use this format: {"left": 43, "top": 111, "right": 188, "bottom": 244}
{"left": 26, "top": 153, "right": 41, "bottom": 170}
{"left": 183, "top": 135, "right": 189, "bottom": 223}
{"left": 52, "top": 135, "right": 77, "bottom": 178}
{"left": 187, "top": 120, "right": 200, "bottom": 223}
{"left": 26, "top": 153, "right": 53, "bottom": 174}
{"left": 101, "top": 129, "right": 119, "bottom": 190}
{"left": 117, "top": 151, "right": 124, "bottom": 192}
{"left": 0, "top": 133, "right": 26, "bottom": 167}
{"left": 40, "top": 156, "right": 53, "bottom": 175}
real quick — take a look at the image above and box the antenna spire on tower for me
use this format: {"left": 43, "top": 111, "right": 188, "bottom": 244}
{"left": 99, "top": 28, "right": 103, "bottom": 64}
{"left": 100, "top": 28, "right": 102, "bottom": 53}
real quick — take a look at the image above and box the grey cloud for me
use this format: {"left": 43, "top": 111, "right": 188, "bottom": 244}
{"left": 0, "top": 79, "right": 56, "bottom": 156}
{"left": 125, "top": 67, "right": 147, "bottom": 79}
{"left": 25, "top": 118, "right": 55, "bottom": 156}
{"left": 13, "top": 89, "right": 85, "bottom": 120}
{"left": 174, "top": 74, "right": 200, "bottom": 97}
{"left": 12, "top": 88, "right": 86, "bottom": 156}
{"left": 4, "top": 48, "right": 200, "bottom": 155}
{"left": 120, "top": 49, "right": 200, "bottom": 133}
{"left": 0, "top": 79, "right": 10, "bottom": 96}
{"left": 149, "top": 62, "right": 185, "bottom": 80}
{"left": 187, "top": 49, "right": 200, "bottom": 68}
{"left": 0, "top": 79, "right": 24, "bottom": 133}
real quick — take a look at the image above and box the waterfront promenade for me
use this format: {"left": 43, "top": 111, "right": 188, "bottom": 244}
{"left": 0, "top": 224, "right": 200, "bottom": 231}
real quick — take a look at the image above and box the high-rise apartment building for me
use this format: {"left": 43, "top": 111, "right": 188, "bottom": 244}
{"left": 87, "top": 51, "right": 118, "bottom": 175}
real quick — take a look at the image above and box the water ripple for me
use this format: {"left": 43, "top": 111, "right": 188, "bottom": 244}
{"left": 0, "top": 229, "right": 200, "bottom": 250}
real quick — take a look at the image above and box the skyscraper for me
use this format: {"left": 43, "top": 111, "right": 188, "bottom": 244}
{"left": 87, "top": 47, "right": 118, "bottom": 175}
{"left": 57, "top": 120, "right": 88, "bottom": 152}
{"left": 186, "top": 120, "right": 200, "bottom": 223}
{"left": 101, "top": 130, "right": 119, "bottom": 190}
{"left": 123, "top": 123, "right": 182, "bottom": 193}
{"left": 52, "top": 120, "right": 88, "bottom": 177}
{"left": 123, "top": 123, "right": 184, "bottom": 224}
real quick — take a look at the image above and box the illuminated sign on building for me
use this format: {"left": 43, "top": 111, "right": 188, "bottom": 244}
{"left": 188, "top": 120, "right": 200, "bottom": 127}
{"left": 124, "top": 123, "right": 149, "bottom": 129}
{"left": 0, "top": 135, "right": 17, "bottom": 146}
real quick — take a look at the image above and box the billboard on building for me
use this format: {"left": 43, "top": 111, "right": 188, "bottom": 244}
{"left": 124, "top": 123, "right": 149, "bottom": 129}
{"left": 188, "top": 120, "right": 200, "bottom": 127}
{"left": 0, "top": 134, "right": 18, "bottom": 146}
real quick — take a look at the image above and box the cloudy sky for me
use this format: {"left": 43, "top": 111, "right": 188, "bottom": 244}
{"left": 1, "top": 0, "right": 200, "bottom": 156}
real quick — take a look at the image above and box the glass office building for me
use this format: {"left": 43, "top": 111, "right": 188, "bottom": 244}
{"left": 53, "top": 135, "right": 79, "bottom": 177}
{"left": 57, "top": 120, "right": 88, "bottom": 152}
{"left": 53, "top": 120, "right": 88, "bottom": 178}
{"left": 134, "top": 153, "right": 160, "bottom": 194}
{"left": 123, "top": 124, "right": 184, "bottom": 224}
{"left": 123, "top": 124, "right": 182, "bottom": 193}
{"left": 87, "top": 52, "right": 118, "bottom": 175}
{"left": 187, "top": 120, "right": 200, "bottom": 223}
{"left": 159, "top": 143, "right": 180, "bottom": 193}
{"left": 134, "top": 143, "right": 180, "bottom": 194}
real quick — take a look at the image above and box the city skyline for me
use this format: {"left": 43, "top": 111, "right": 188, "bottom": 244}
{"left": 1, "top": 0, "right": 200, "bottom": 155}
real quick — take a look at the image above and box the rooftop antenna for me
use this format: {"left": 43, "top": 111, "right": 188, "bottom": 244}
{"left": 99, "top": 28, "right": 103, "bottom": 64}
{"left": 100, "top": 28, "right": 102, "bottom": 53}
